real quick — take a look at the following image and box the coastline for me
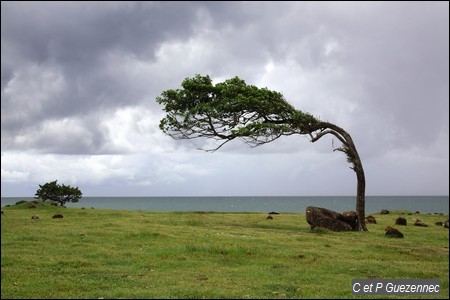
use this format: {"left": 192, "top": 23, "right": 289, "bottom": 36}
{"left": 2, "top": 195, "right": 449, "bottom": 214}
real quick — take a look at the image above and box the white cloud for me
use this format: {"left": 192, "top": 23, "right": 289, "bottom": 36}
{"left": 1, "top": 169, "right": 30, "bottom": 182}
{"left": 101, "top": 106, "right": 171, "bottom": 154}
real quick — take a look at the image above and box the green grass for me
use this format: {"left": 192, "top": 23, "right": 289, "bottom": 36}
{"left": 1, "top": 202, "right": 448, "bottom": 299}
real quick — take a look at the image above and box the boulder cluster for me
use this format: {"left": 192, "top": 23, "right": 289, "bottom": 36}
{"left": 305, "top": 206, "right": 448, "bottom": 238}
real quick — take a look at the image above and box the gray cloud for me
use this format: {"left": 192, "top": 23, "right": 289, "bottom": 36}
{"left": 1, "top": 1, "right": 448, "bottom": 196}
{"left": 2, "top": 1, "right": 203, "bottom": 150}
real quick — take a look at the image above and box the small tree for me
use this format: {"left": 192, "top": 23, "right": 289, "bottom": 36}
{"left": 34, "top": 180, "right": 82, "bottom": 206}
{"left": 156, "top": 75, "right": 367, "bottom": 231}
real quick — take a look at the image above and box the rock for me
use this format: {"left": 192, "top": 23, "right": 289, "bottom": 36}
{"left": 52, "top": 214, "right": 64, "bottom": 219}
{"left": 31, "top": 215, "right": 39, "bottom": 220}
{"left": 385, "top": 226, "right": 404, "bottom": 238}
{"left": 365, "top": 215, "right": 377, "bottom": 224}
{"left": 380, "top": 209, "right": 390, "bottom": 214}
{"left": 414, "top": 219, "right": 428, "bottom": 227}
{"left": 395, "top": 217, "right": 407, "bottom": 225}
{"left": 341, "top": 211, "right": 358, "bottom": 230}
{"left": 305, "top": 206, "right": 356, "bottom": 232}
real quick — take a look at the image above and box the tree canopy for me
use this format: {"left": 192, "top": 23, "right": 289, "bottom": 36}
{"left": 34, "top": 180, "right": 82, "bottom": 207}
{"left": 157, "top": 75, "right": 367, "bottom": 231}
{"left": 157, "top": 75, "right": 319, "bottom": 150}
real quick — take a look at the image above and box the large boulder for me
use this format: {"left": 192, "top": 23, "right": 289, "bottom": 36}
{"left": 305, "top": 206, "right": 358, "bottom": 232}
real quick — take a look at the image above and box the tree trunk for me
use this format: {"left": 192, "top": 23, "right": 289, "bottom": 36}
{"left": 311, "top": 122, "right": 368, "bottom": 231}
{"left": 340, "top": 131, "right": 367, "bottom": 231}
{"left": 354, "top": 156, "right": 367, "bottom": 231}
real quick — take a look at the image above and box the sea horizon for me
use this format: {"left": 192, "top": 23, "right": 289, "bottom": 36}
{"left": 2, "top": 195, "right": 448, "bottom": 215}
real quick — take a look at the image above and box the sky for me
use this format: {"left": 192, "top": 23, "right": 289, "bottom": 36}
{"left": 1, "top": 1, "right": 449, "bottom": 197}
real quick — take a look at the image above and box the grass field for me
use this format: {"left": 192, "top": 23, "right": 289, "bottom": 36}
{"left": 1, "top": 201, "right": 448, "bottom": 299}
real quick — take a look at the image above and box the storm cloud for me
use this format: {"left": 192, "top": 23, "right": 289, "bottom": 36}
{"left": 1, "top": 1, "right": 448, "bottom": 197}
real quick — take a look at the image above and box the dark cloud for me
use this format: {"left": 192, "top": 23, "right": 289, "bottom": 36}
{"left": 1, "top": 1, "right": 204, "bottom": 149}
{"left": 2, "top": 2, "right": 200, "bottom": 62}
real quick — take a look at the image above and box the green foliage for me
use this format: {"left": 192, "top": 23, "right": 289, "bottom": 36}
{"left": 157, "top": 74, "right": 319, "bottom": 150}
{"left": 34, "top": 180, "right": 82, "bottom": 206}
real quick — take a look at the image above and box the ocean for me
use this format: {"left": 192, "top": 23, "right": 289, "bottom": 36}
{"left": 1, "top": 196, "right": 448, "bottom": 214}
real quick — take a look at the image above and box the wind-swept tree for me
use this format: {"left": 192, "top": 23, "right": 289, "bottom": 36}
{"left": 35, "top": 180, "right": 82, "bottom": 207}
{"left": 157, "top": 75, "right": 367, "bottom": 231}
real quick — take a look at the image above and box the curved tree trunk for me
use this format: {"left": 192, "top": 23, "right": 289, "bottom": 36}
{"left": 310, "top": 122, "right": 367, "bottom": 231}
{"left": 353, "top": 148, "right": 367, "bottom": 231}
